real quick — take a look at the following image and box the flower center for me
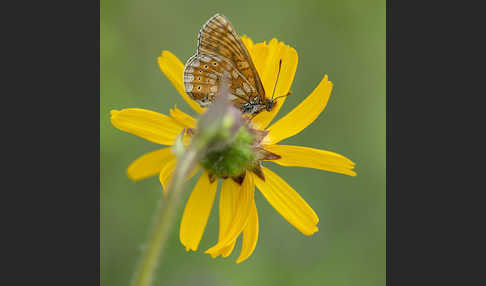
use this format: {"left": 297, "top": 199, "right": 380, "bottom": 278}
{"left": 200, "top": 126, "right": 255, "bottom": 179}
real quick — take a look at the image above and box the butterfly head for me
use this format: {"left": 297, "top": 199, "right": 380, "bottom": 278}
{"left": 265, "top": 98, "right": 276, "bottom": 111}
{"left": 265, "top": 90, "right": 291, "bottom": 112}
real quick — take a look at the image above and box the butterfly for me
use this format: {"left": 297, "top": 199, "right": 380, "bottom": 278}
{"left": 183, "top": 13, "right": 287, "bottom": 116}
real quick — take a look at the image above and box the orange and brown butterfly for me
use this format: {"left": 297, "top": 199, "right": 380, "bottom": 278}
{"left": 183, "top": 13, "right": 287, "bottom": 116}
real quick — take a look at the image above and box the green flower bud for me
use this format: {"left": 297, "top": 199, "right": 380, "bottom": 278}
{"left": 200, "top": 126, "right": 255, "bottom": 179}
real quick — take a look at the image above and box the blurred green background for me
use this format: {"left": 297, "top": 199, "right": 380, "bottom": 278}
{"left": 101, "top": 0, "right": 385, "bottom": 285}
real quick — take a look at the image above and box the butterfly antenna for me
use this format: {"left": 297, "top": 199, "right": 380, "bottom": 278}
{"left": 271, "top": 60, "right": 283, "bottom": 100}
{"left": 273, "top": 91, "right": 291, "bottom": 101}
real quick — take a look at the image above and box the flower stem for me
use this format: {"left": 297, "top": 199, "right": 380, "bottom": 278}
{"left": 132, "top": 94, "right": 243, "bottom": 286}
{"left": 132, "top": 148, "right": 199, "bottom": 286}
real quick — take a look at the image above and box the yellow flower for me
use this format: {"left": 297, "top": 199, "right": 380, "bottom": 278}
{"left": 110, "top": 36, "right": 356, "bottom": 264}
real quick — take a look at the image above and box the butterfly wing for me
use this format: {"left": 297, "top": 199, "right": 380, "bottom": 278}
{"left": 183, "top": 14, "right": 266, "bottom": 111}
{"left": 197, "top": 14, "right": 266, "bottom": 100}
{"left": 184, "top": 53, "right": 251, "bottom": 108}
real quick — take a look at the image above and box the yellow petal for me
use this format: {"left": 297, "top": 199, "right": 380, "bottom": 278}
{"left": 252, "top": 44, "right": 298, "bottom": 129}
{"left": 110, "top": 108, "right": 184, "bottom": 146}
{"left": 259, "top": 38, "right": 284, "bottom": 95}
{"left": 159, "top": 160, "right": 200, "bottom": 197}
{"left": 218, "top": 239, "right": 237, "bottom": 258}
{"left": 205, "top": 174, "right": 254, "bottom": 256}
{"left": 126, "top": 148, "right": 175, "bottom": 181}
{"left": 241, "top": 37, "right": 265, "bottom": 80}
{"left": 169, "top": 105, "right": 196, "bottom": 128}
{"left": 264, "top": 144, "right": 357, "bottom": 177}
{"left": 240, "top": 35, "right": 254, "bottom": 53}
{"left": 179, "top": 172, "right": 218, "bottom": 251}
{"left": 265, "top": 75, "right": 334, "bottom": 145}
{"left": 157, "top": 50, "right": 205, "bottom": 114}
{"left": 236, "top": 200, "right": 259, "bottom": 264}
{"left": 253, "top": 167, "right": 319, "bottom": 236}
{"left": 251, "top": 42, "right": 270, "bottom": 73}
{"left": 207, "top": 179, "right": 238, "bottom": 258}
{"left": 159, "top": 157, "right": 176, "bottom": 197}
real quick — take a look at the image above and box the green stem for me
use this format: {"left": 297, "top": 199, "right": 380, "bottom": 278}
{"left": 132, "top": 95, "right": 240, "bottom": 286}
{"left": 132, "top": 148, "right": 199, "bottom": 286}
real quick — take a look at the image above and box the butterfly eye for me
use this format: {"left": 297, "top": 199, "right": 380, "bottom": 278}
{"left": 213, "top": 62, "right": 217, "bottom": 66}
{"left": 204, "top": 65, "right": 208, "bottom": 69}
{"left": 198, "top": 77, "right": 201, "bottom": 81}
{"left": 197, "top": 86, "right": 201, "bottom": 90}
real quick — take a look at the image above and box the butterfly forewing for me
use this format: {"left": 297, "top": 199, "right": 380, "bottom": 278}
{"left": 183, "top": 14, "right": 267, "bottom": 113}
{"left": 197, "top": 14, "right": 265, "bottom": 98}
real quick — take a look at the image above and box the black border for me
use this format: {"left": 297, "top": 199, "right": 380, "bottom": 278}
{"left": 6, "top": 1, "right": 101, "bottom": 284}
{"left": 387, "top": 0, "right": 464, "bottom": 285}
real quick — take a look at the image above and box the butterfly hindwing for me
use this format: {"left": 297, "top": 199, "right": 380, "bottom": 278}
{"left": 183, "top": 53, "right": 253, "bottom": 108}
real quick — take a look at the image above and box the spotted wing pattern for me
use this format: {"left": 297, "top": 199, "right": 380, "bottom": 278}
{"left": 183, "top": 14, "right": 266, "bottom": 113}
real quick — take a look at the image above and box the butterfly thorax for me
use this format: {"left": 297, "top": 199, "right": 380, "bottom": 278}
{"left": 240, "top": 97, "right": 276, "bottom": 115}
{"left": 241, "top": 99, "right": 265, "bottom": 115}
